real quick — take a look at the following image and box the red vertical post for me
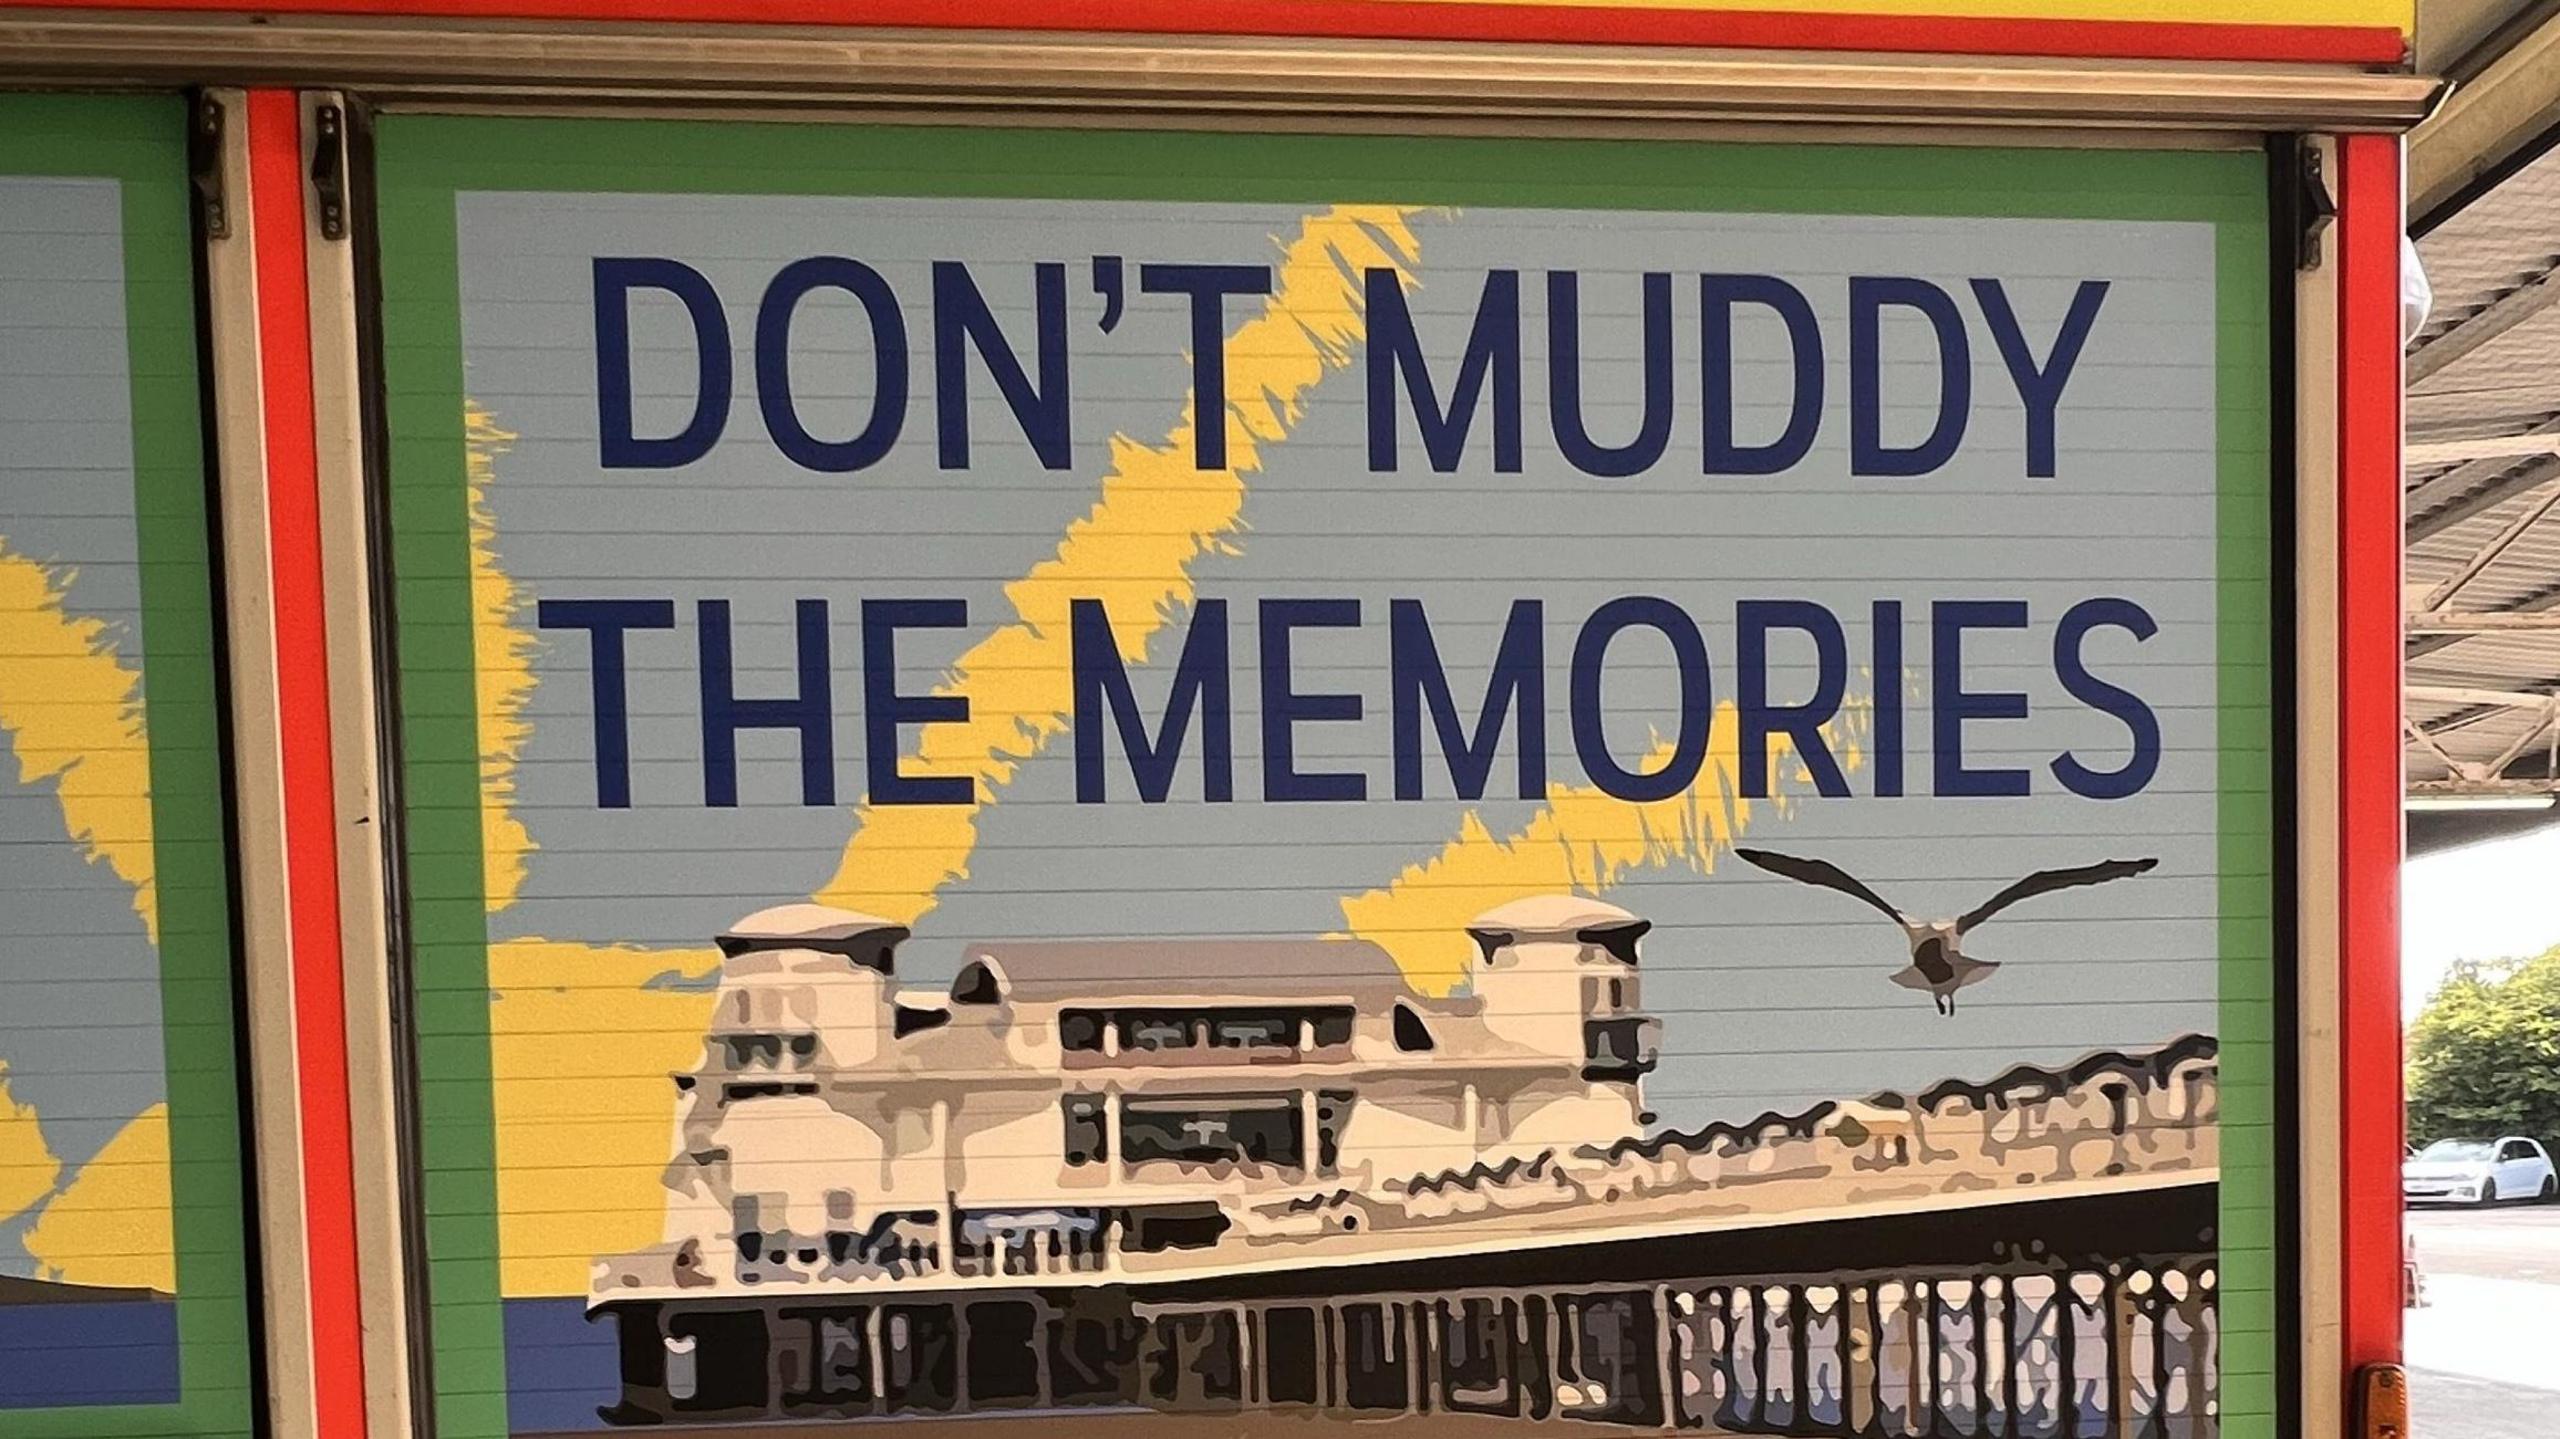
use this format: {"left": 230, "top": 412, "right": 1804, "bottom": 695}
{"left": 246, "top": 86, "right": 371, "bottom": 1437}
{"left": 2334, "top": 131, "right": 2405, "bottom": 1376}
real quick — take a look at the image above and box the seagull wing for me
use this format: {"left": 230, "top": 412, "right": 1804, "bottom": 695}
{"left": 1733, "top": 848, "right": 1905, "bottom": 924}
{"left": 1955, "top": 857, "right": 2159, "bottom": 934}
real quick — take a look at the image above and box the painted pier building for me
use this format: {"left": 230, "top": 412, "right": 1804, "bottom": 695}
{"left": 587, "top": 901, "right": 2221, "bottom": 1435}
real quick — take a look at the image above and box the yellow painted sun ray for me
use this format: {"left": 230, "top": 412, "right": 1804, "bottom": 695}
{"left": 24, "top": 1103, "right": 171, "bottom": 1292}
{"left": 0, "top": 538, "right": 156, "bottom": 944}
{"left": 815, "top": 205, "right": 1425, "bottom": 926}
{"left": 487, "top": 938, "right": 722, "bottom": 1297}
{"left": 469, "top": 404, "right": 541, "bottom": 913}
{"left": 1340, "top": 701, "right": 1867, "bottom": 995}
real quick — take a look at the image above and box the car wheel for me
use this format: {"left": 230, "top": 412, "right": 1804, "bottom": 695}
{"left": 2541, "top": 1174, "right": 2557, "bottom": 1203}
{"left": 2480, "top": 1179, "right": 2500, "bottom": 1206}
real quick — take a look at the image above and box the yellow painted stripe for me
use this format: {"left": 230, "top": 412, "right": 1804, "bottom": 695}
{"left": 488, "top": 937, "right": 719, "bottom": 1297}
{"left": 25, "top": 1104, "right": 174, "bottom": 1291}
{"left": 469, "top": 403, "right": 541, "bottom": 913}
{"left": 813, "top": 204, "right": 1426, "bottom": 927}
{"left": 1340, "top": 703, "right": 1866, "bottom": 996}
{"left": 0, "top": 538, "right": 157, "bottom": 945}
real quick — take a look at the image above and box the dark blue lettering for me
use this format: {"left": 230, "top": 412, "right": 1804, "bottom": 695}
{"left": 1366, "top": 268, "right": 1522, "bottom": 474}
{"left": 862, "top": 599, "right": 972, "bottom": 806}
{"left": 1549, "top": 271, "right": 1672, "bottom": 478}
{"left": 537, "top": 597, "right": 676, "bottom": 808}
{"left": 1570, "top": 596, "right": 1712, "bottom": 803}
{"left": 1737, "top": 600, "right": 1849, "bottom": 799}
{"left": 1703, "top": 274, "right": 1824, "bottom": 476}
{"left": 2051, "top": 596, "right": 2161, "bottom": 800}
{"left": 755, "top": 256, "right": 908, "bottom": 473}
{"left": 698, "top": 598, "right": 835, "bottom": 808}
{"left": 1931, "top": 599, "right": 2030, "bottom": 798}
{"left": 1071, "top": 599, "right": 1233, "bottom": 803}
{"left": 933, "top": 261, "right": 1070, "bottom": 471}
{"left": 1260, "top": 599, "right": 1366, "bottom": 802}
{"left": 595, "top": 258, "right": 731, "bottom": 469}
{"left": 1872, "top": 600, "right": 1905, "bottom": 798}
{"left": 1139, "top": 264, "right": 1272, "bottom": 470}
{"left": 1851, "top": 277, "right": 1971, "bottom": 478}
{"left": 1971, "top": 278, "right": 2110, "bottom": 480}
{"left": 1390, "top": 598, "right": 1546, "bottom": 801}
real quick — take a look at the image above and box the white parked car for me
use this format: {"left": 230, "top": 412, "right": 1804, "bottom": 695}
{"left": 2403, "top": 1136, "right": 2557, "bottom": 1206}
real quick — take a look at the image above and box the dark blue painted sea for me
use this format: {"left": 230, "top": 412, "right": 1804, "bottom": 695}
{"left": 0, "top": 1298, "right": 179, "bottom": 1408}
{"left": 506, "top": 1296, "right": 622, "bottom": 1432}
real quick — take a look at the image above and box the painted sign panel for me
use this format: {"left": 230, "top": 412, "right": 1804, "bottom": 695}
{"left": 0, "top": 92, "right": 258, "bottom": 1435}
{"left": 377, "top": 119, "right": 2274, "bottom": 1439}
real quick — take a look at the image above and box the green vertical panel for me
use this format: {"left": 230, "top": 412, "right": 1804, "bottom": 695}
{"left": 373, "top": 140, "right": 512, "bottom": 1435}
{"left": 2214, "top": 190, "right": 2281, "bottom": 1439}
{"left": 0, "top": 91, "right": 257, "bottom": 1439}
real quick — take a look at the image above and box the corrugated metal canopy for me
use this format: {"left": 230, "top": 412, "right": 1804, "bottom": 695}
{"left": 2404, "top": 3, "right": 2560, "bottom": 850}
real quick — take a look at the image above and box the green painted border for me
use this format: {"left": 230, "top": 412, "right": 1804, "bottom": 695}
{"left": 372, "top": 116, "right": 2278, "bottom": 1438}
{"left": 0, "top": 91, "right": 258, "bottom": 1437}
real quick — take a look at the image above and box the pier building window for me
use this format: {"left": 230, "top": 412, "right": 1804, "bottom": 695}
{"left": 1340, "top": 1303, "right": 1411, "bottom": 1412}
{"left": 1560, "top": 1293, "right": 1658, "bottom": 1426}
{"left": 1062, "top": 1093, "right": 1108, "bottom": 1166}
{"left": 1064, "top": 1006, "right": 1357, "bottom": 1059}
{"left": 1052, "top": 1311, "right": 1145, "bottom": 1406}
{"left": 1127, "top": 1203, "right": 1228, "bottom": 1252}
{"left": 1208, "top": 1011, "right": 1295, "bottom": 1049}
{"left": 1581, "top": 975, "right": 1636, "bottom": 1015}
{"left": 719, "top": 1031, "right": 817, "bottom": 1069}
{"left": 670, "top": 1311, "right": 772, "bottom": 1413}
{"left": 1122, "top": 1095, "right": 1304, "bottom": 1170}
{"left": 723, "top": 1078, "right": 820, "bottom": 1103}
{"left": 1583, "top": 1016, "right": 1659, "bottom": 1082}
{"left": 779, "top": 1311, "right": 869, "bottom": 1409}
{"left": 1061, "top": 1010, "right": 1104, "bottom": 1052}
{"left": 1440, "top": 1297, "right": 1520, "bottom": 1415}
{"left": 1145, "top": 1310, "right": 1243, "bottom": 1407}
{"left": 1316, "top": 1090, "right": 1355, "bottom": 1171}
{"left": 1263, "top": 1307, "right": 1321, "bottom": 1406}
{"left": 1123, "top": 1013, "right": 1196, "bottom": 1051}
{"left": 1392, "top": 1004, "right": 1435, "bottom": 1052}
{"left": 881, "top": 1306, "right": 959, "bottom": 1414}
{"left": 965, "top": 1301, "right": 1043, "bottom": 1407}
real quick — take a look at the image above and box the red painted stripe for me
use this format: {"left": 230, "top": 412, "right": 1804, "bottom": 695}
{"left": 246, "top": 86, "right": 371, "bottom": 1439}
{"left": 2334, "top": 130, "right": 2404, "bottom": 1379}
{"left": 0, "top": 0, "right": 2410, "bottom": 64}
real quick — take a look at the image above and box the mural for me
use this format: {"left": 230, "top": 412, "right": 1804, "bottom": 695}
{"left": 376, "top": 120, "right": 2271, "bottom": 1439}
{"left": 0, "top": 96, "right": 256, "bottom": 1435}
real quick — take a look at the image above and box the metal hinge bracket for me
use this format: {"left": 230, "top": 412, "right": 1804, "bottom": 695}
{"left": 311, "top": 103, "right": 347, "bottom": 242}
{"left": 2297, "top": 145, "right": 2337, "bottom": 272}
{"left": 188, "top": 93, "right": 228, "bottom": 240}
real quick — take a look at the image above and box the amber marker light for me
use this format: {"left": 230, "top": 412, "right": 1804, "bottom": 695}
{"left": 2355, "top": 1364, "right": 2409, "bottom": 1439}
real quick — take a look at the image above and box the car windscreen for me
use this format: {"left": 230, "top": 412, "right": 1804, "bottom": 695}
{"left": 2416, "top": 1140, "right": 2495, "bottom": 1162}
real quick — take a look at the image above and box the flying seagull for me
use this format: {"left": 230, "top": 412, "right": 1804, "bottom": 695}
{"left": 1732, "top": 848, "right": 2159, "bottom": 1015}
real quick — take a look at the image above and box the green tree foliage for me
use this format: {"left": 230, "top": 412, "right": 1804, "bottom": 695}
{"left": 2407, "top": 946, "right": 2560, "bottom": 1146}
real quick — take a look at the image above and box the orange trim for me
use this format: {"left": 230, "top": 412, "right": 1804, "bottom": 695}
{"left": 2334, "top": 130, "right": 2404, "bottom": 1378}
{"left": 246, "top": 86, "right": 371, "bottom": 1439}
{"left": 0, "top": 0, "right": 2410, "bottom": 64}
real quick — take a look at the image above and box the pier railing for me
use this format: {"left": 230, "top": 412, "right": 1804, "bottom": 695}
{"left": 1669, "top": 1261, "right": 2217, "bottom": 1437}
